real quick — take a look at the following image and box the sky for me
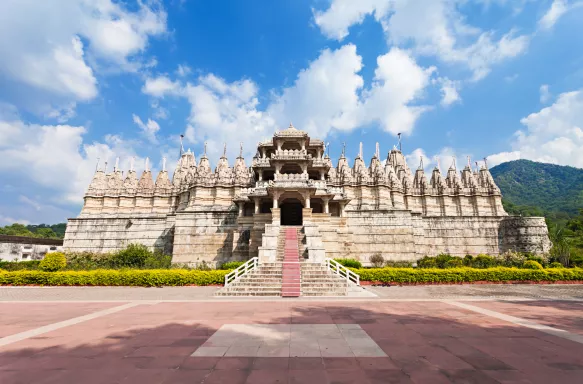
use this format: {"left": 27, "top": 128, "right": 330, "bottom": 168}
{"left": 0, "top": 0, "right": 582, "bottom": 225}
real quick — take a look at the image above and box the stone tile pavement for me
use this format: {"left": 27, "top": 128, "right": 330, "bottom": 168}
{"left": 0, "top": 296, "right": 582, "bottom": 383}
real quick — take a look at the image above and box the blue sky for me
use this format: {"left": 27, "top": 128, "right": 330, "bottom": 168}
{"left": 1, "top": 0, "right": 582, "bottom": 225}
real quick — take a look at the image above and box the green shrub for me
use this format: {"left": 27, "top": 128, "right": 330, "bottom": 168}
{"left": 350, "top": 267, "right": 583, "bottom": 283}
{"left": 369, "top": 254, "right": 385, "bottom": 268}
{"left": 417, "top": 256, "right": 437, "bottom": 268}
{"left": 463, "top": 255, "right": 473, "bottom": 267}
{"left": 548, "top": 262, "right": 564, "bottom": 268}
{"left": 496, "top": 251, "right": 526, "bottom": 267}
{"left": 0, "top": 260, "right": 41, "bottom": 271}
{"left": 334, "top": 258, "right": 362, "bottom": 269}
{"left": 219, "top": 261, "right": 245, "bottom": 270}
{"left": 0, "top": 269, "right": 229, "bottom": 287}
{"left": 64, "top": 251, "right": 112, "bottom": 270}
{"left": 526, "top": 255, "right": 546, "bottom": 267}
{"left": 472, "top": 254, "right": 497, "bottom": 269}
{"left": 39, "top": 252, "right": 67, "bottom": 272}
{"left": 444, "top": 258, "right": 463, "bottom": 268}
{"left": 144, "top": 254, "right": 172, "bottom": 269}
{"left": 384, "top": 260, "right": 413, "bottom": 268}
{"left": 110, "top": 244, "right": 151, "bottom": 268}
{"left": 522, "top": 260, "right": 544, "bottom": 270}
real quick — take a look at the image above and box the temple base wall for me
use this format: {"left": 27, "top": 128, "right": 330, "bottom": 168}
{"left": 63, "top": 215, "right": 175, "bottom": 254}
{"left": 63, "top": 210, "right": 550, "bottom": 266}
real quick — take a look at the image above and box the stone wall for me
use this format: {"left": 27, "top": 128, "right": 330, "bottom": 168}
{"left": 64, "top": 215, "right": 174, "bottom": 254}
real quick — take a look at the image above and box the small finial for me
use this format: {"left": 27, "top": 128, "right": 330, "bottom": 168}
{"left": 95, "top": 157, "right": 100, "bottom": 173}
{"left": 467, "top": 156, "right": 471, "bottom": 168}
{"left": 475, "top": 161, "right": 479, "bottom": 172}
{"left": 114, "top": 157, "right": 119, "bottom": 172}
{"left": 326, "top": 142, "right": 330, "bottom": 157}
{"left": 130, "top": 156, "right": 135, "bottom": 172}
{"left": 397, "top": 133, "right": 402, "bottom": 152}
{"left": 162, "top": 157, "right": 167, "bottom": 172}
{"left": 289, "top": 122, "right": 294, "bottom": 129}
{"left": 223, "top": 143, "right": 227, "bottom": 157}
{"left": 436, "top": 157, "right": 441, "bottom": 171}
{"left": 451, "top": 157, "right": 456, "bottom": 170}
{"left": 483, "top": 157, "right": 488, "bottom": 169}
{"left": 419, "top": 156, "right": 424, "bottom": 170}
{"left": 104, "top": 161, "right": 108, "bottom": 172}
{"left": 375, "top": 142, "right": 380, "bottom": 158}
{"left": 203, "top": 142, "right": 207, "bottom": 156}
{"left": 239, "top": 142, "right": 243, "bottom": 158}
{"left": 342, "top": 142, "right": 346, "bottom": 157}
{"left": 145, "top": 157, "right": 150, "bottom": 172}
{"left": 359, "top": 142, "right": 363, "bottom": 158}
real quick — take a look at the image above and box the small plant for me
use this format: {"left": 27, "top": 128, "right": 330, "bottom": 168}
{"left": 369, "top": 254, "right": 385, "bottom": 268}
{"left": 463, "top": 255, "right": 473, "bottom": 267}
{"left": 384, "top": 260, "right": 413, "bottom": 268}
{"left": 417, "top": 256, "right": 437, "bottom": 268}
{"left": 334, "top": 258, "right": 362, "bottom": 269}
{"left": 195, "top": 260, "right": 213, "bottom": 271}
{"left": 110, "top": 244, "right": 151, "bottom": 268}
{"left": 219, "top": 261, "right": 245, "bottom": 270}
{"left": 472, "top": 254, "right": 497, "bottom": 269}
{"left": 548, "top": 262, "right": 564, "bottom": 268}
{"left": 39, "top": 252, "right": 67, "bottom": 272}
{"left": 497, "top": 250, "right": 526, "bottom": 267}
{"left": 444, "top": 258, "right": 463, "bottom": 268}
{"left": 522, "top": 260, "right": 544, "bottom": 270}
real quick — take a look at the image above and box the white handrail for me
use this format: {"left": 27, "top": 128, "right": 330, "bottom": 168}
{"left": 325, "top": 258, "right": 360, "bottom": 286}
{"left": 224, "top": 257, "right": 259, "bottom": 287}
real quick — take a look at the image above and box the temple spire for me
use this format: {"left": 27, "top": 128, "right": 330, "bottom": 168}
{"left": 418, "top": 156, "right": 424, "bottom": 170}
{"left": 359, "top": 142, "right": 363, "bottom": 158}
{"left": 483, "top": 157, "right": 488, "bottom": 170}
{"left": 341, "top": 142, "right": 346, "bottom": 157}
{"left": 145, "top": 157, "right": 150, "bottom": 172}
{"left": 450, "top": 157, "right": 456, "bottom": 170}
{"left": 162, "top": 157, "right": 167, "bottom": 172}
{"left": 95, "top": 157, "right": 100, "bottom": 173}
{"left": 114, "top": 157, "right": 119, "bottom": 172}
{"left": 239, "top": 142, "right": 243, "bottom": 158}
{"left": 203, "top": 142, "right": 207, "bottom": 156}
{"left": 130, "top": 156, "right": 135, "bottom": 172}
{"left": 375, "top": 142, "right": 380, "bottom": 158}
{"left": 223, "top": 143, "right": 227, "bottom": 157}
{"left": 467, "top": 156, "right": 471, "bottom": 168}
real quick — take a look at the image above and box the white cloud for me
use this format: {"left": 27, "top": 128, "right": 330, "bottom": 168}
{"left": 434, "top": 77, "right": 461, "bottom": 107}
{"left": 144, "top": 45, "right": 437, "bottom": 159}
{"left": 540, "top": 84, "right": 551, "bottom": 103}
{"left": 489, "top": 90, "right": 583, "bottom": 167}
{"left": 487, "top": 151, "right": 521, "bottom": 167}
{"left": 268, "top": 44, "right": 364, "bottom": 138}
{"left": 314, "top": 0, "right": 529, "bottom": 81}
{"left": 0, "top": 117, "right": 146, "bottom": 204}
{"left": 0, "top": 0, "right": 167, "bottom": 115}
{"left": 132, "top": 114, "right": 160, "bottom": 144}
{"left": 539, "top": 0, "right": 569, "bottom": 30}
{"left": 142, "top": 75, "right": 181, "bottom": 97}
{"left": 0, "top": 216, "right": 30, "bottom": 226}
{"left": 176, "top": 64, "right": 192, "bottom": 77}
{"left": 19, "top": 195, "right": 42, "bottom": 211}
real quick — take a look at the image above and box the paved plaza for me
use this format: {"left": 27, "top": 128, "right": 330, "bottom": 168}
{"left": 1, "top": 286, "right": 583, "bottom": 383}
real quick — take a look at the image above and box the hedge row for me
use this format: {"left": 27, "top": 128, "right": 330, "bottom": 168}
{"left": 0, "top": 269, "right": 229, "bottom": 287}
{"left": 351, "top": 267, "right": 583, "bottom": 283}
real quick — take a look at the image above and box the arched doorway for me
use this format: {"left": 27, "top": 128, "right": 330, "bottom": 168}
{"left": 280, "top": 198, "right": 303, "bottom": 226}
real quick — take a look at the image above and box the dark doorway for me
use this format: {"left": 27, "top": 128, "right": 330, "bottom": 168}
{"left": 281, "top": 199, "right": 303, "bottom": 226}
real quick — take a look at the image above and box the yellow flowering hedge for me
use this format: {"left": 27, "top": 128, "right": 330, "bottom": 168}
{"left": 0, "top": 269, "right": 229, "bottom": 287}
{"left": 351, "top": 267, "right": 583, "bottom": 284}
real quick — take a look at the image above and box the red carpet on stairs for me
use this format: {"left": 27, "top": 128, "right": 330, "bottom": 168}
{"left": 281, "top": 228, "right": 301, "bottom": 297}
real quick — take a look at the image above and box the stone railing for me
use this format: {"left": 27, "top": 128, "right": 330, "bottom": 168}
{"left": 312, "top": 180, "right": 327, "bottom": 189}
{"left": 311, "top": 159, "right": 328, "bottom": 167}
{"left": 271, "top": 149, "right": 311, "bottom": 160}
{"left": 275, "top": 173, "right": 309, "bottom": 181}
{"left": 252, "top": 158, "right": 271, "bottom": 167}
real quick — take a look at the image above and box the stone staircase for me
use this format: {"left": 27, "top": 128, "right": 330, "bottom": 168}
{"left": 215, "top": 225, "right": 367, "bottom": 297}
{"left": 280, "top": 227, "right": 301, "bottom": 297}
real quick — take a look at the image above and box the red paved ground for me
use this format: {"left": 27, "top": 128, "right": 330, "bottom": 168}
{"left": 1, "top": 300, "right": 582, "bottom": 383}
{"left": 468, "top": 300, "right": 583, "bottom": 336}
{"left": 0, "top": 302, "right": 124, "bottom": 338}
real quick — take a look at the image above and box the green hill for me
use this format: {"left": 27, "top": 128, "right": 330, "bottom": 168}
{"left": 490, "top": 159, "right": 583, "bottom": 219}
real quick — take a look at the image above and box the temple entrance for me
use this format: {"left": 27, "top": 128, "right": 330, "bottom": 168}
{"left": 280, "top": 199, "right": 303, "bottom": 226}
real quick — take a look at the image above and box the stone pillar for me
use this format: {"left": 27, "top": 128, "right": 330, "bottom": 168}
{"left": 323, "top": 198, "right": 329, "bottom": 214}
{"left": 301, "top": 140, "right": 306, "bottom": 151}
{"left": 339, "top": 202, "right": 345, "bottom": 217}
{"left": 261, "top": 148, "right": 266, "bottom": 159}
{"left": 320, "top": 170, "right": 325, "bottom": 180}
{"left": 238, "top": 202, "right": 244, "bottom": 217}
{"left": 253, "top": 197, "right": 260, "bottom": 214}
{"left": 305, "top": 196, "right": 311, "bottom": 209}
{"left": 275, "top": 164, "right": 281, "bottom": 178}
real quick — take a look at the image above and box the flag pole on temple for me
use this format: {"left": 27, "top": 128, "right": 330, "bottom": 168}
{"left": 397, "top": 133, "right": 402, "bottom": 152}
{"left": 179, "top": 134, "right": 184, "bottom": 157}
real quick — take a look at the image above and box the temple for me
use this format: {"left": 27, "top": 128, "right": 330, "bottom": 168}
{"left": 64, "top": 124, "right": 550, "bottom": 266}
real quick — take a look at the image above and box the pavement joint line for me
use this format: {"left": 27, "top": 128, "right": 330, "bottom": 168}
{"left": 0, "top": 302, "right": 141, "bottom": 348}
{"left": 444, "top": 300, "right": 583, "bottom": 345}
{"left": 0, "top": 298, "right": 568, "bottom": 303}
